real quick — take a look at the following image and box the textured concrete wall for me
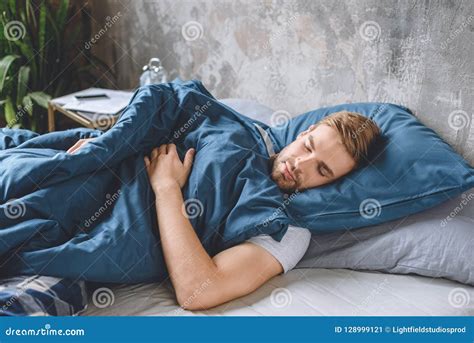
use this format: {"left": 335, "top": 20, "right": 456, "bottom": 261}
{"left": 90, "top": 0, "right": 474, "bottom": 164}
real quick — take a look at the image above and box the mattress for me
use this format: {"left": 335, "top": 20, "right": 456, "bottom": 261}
{"left": 82, "top": 268, "right": 474, "bottom": 316}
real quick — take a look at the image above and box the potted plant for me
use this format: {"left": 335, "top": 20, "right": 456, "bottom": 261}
{"left": 0, "top": 0, "right": 113, "bottom": 132}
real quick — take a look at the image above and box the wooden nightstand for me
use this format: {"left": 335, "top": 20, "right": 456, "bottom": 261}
{"left": 48, "top": 88, "right": 134, "bottom": 132}
{"left": 47, "top": 102, "right": 119, "bottom": 132}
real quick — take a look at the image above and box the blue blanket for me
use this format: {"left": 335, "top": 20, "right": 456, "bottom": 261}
{"left": 0, "top": 80, "right": 289, "bottom": 283}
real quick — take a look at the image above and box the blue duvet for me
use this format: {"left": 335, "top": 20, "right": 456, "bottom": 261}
{"left": 0, "top": 80, "right": 290, "bottom": 283}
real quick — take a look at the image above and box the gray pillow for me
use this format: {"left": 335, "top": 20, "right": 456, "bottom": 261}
{"left": 296, "top": 188, "right": 474, "bottom": 285}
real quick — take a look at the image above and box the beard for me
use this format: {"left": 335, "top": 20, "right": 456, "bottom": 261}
{"left": 269, "top": 153, "right": 298, "bottom": 193}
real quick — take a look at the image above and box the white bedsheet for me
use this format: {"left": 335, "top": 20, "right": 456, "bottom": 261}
{"left": 82, "top": 268, "right": 474, "bottom": 316}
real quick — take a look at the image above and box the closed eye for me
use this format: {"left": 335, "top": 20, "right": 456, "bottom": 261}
{"left": 318, "top": 165, "right": 328, "bottom": 178}
{"left": 306, "top": 138, "right": 332, "bottom": 178}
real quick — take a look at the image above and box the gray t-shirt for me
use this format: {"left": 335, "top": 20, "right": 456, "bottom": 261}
{"left": 246, "top": 226, "right": 311, "bottom": 273}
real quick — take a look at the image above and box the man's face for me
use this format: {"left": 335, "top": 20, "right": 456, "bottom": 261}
{"left": 270, "top": 124, "right": 356, "bottom": 193}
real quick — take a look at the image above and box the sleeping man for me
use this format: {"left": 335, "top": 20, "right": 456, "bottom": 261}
{"left": 67, "top": 111, "right": 380, "bottom": 311}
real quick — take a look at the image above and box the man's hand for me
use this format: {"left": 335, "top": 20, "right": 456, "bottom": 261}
{"left": 144, "top": 144, "right": 195, "bottom": 191}
{"left": 66, "top": 138, "right": 95, "bottom": 154}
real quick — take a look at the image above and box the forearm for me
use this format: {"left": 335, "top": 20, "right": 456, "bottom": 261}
{"left": 154, "top": 181, "right": 218, "bottom": 303}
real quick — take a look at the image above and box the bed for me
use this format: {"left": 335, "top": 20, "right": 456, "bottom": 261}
{"left": 82, "top": 268, "right": 474, "bottom": 316}
{"left": 81, "top": 98, "right": 474, "bottom": 316}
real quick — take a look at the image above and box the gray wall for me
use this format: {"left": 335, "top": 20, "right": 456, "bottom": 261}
{"left": 90, "top": 0, "right": 474, "bottom": 164}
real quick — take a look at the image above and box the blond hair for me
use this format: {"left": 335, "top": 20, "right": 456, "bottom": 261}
{"left": 316, "top": 111, "right": 380, "bottom": 166}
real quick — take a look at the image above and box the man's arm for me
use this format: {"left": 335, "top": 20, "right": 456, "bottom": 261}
{"left": 145, "top": 144, "right": 283, "bottom": 311}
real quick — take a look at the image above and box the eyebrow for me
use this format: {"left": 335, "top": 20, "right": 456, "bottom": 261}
{"left": 308, "top": 135, "right": 335, "bottom": 178}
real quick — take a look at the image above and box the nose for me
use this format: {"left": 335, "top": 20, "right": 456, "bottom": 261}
{"left": 294, "top": 155, "right": 316, "bottom": 172}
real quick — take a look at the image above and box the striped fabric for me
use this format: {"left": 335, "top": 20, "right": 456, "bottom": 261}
{"left": 0, "top": 275, "right": 87, "bottom": 316}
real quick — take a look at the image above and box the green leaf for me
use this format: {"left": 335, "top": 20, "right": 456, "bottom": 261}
{"left": 29, "top": 91, "right": 51, "bottom": 109}
{"left": 30, "top": 115, "right": 37, "bottom": 132}
{"left": 0, "top": 55, "right": 19, "bottom": 93}
{"left": 22, "top": 94, "right": 34, "bottom": 116}
{"left": 56, "top": 0, "right": 69, "bottom": 33}
{"left": 4, "top": 96, "right": 17, "bottom": 126}
{"left": 16, "top": 65, "right": 30, "bottom": 106}
{"left": 14, "top": 40, "right": 36, "bottom": 81}
{"left": 38, "top": 0, "right": 47, "bottom": 79}
{"left": 26, "top": 0, "right": 37, "bottom": 29}
{"left": 8, "top": 0, "right": 16, "bottom": 15}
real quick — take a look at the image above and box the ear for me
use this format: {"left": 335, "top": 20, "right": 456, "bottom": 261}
{"left": 297, "top": 124, "right": 316, "bottom": 139}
